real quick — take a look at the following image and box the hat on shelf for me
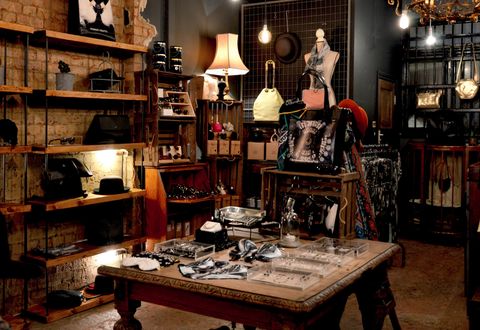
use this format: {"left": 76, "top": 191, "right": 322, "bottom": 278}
{"left": 93, "top": 176, "right": 130, "bottom": 195}
{"left": 338, "top": 99, "right": 369, "bottom": 140}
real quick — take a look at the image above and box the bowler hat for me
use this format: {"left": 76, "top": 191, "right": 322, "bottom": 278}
{"left": 274, "top": 32, "right": 302, "bottom": 64}
{"left": 94, "top": 176, "right": 130, "bottom": 195}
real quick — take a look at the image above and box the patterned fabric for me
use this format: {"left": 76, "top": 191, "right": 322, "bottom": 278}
{"left": 304, "top": 40, "right": 331, "bottom": 88}
{"left": 345, "top": 144, "right": 379, "bottom": 240}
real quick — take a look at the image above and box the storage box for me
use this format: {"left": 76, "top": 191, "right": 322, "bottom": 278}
{"left": 207, "top": 140, "right": 218, "bottom": 155}
{"left": 247, "top": 142, "right": 265, "bottom": 160}
{"left": 230, "top": 140, "right": 241, "bottom": 156}
{"left": 218, "top": 140, "right": 230, "bottom": 155}
{"left": 265, "top": 141, "right": 279, "bottom": 161}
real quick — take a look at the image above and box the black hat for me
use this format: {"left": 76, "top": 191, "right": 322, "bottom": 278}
{"left": 94, "top": 176, "right": 130, "bottom": 195}
{"left": 274, "top": 32, "right": 302, "bottom": 64}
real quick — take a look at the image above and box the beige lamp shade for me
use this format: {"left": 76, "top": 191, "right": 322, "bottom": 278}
{"left": 206, "top": 33, "right": 249, "bottom": 76}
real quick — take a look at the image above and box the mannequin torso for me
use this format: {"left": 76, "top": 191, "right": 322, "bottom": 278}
{"left": 304, "top": 33, "right": 340, "bottom": 106}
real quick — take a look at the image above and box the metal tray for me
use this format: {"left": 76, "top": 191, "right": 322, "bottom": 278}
{"left": 217, "top": 206, "right": 266, "bottom": 227}
{"left": 154, "top": 239, "right": 215, "bottom": 260}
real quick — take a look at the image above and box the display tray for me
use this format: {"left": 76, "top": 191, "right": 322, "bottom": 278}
{"left": 217, "top": 206, "right": 266, "bottom": 227}
{"left": 285, "top": 249, "right": 349, "bottom": 267}
{"left": 271, "top": 256, "right": 337, "bottom": 278}
{"left": 313, "top": 237, "right": 369, "bottom": 257}
{"left": 247, "top": 263, "right": 319, "bottom": 290}
{"left": 154, "top": 239, "right": 215, "bottom": 260}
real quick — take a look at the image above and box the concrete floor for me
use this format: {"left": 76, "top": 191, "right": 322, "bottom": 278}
{"left": 24, "top": 238, "right": 467, "bottom": 330}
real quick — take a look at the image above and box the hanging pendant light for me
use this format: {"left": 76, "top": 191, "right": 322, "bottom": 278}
{"left": 426, "top": 19, "right": 436, "bottom": 46}
{"left": 258, "top": 0, "right": 272, "bottom": 44}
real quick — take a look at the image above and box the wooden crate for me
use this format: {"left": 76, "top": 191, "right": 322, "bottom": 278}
{"left": 261, "top": 168, "right": 359, "bottom": 239}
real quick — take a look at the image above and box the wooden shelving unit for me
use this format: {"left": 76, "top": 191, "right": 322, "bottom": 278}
{"left": 28, "top": 188, "right": 145, "bottom": 212}
{"left": 32, "top": 30, "right": 147, "bottom": 57}
{"left": 24, "top": 236, "right": 146, "bottom": 268}
{"left": 0, "top": 85, "right": 32, "bottom": 94}
{"left": 31, "top": 143, "right": 145, "bottom": 154}
{"left": 27, "top": 293, "right": 114, "bottom": 323}
{"left": 31, "top": 89, "right": 147, "bottom": 101}
{"left": 0, "top": 203, "right": 31, "bottom": 215}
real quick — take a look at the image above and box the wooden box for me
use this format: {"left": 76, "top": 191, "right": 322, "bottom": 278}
{"left": 248, "top": 142, "right": 265, "bottom": 160}
{"left": 218, "top": 140, "right": 230, "bottom": 155}
{"left": 230, "top": 140, "right": 241, "bottom": 156}
{"left": 207, "top": 140, "right": 218, "bottom": 155}
{"left": 265, "top": 141, "right": 278, "bottom": 161}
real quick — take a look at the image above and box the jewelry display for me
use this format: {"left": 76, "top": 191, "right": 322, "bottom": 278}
{"left": 154, "top": 239, "right": 215, "bottom": 260}
{"left": 312, "top": 237, "right": 369, "bottom": 257}
{"left": 247, "top": 264, "right": 318, "bottom": 290}
{"left": 272, "top": 257, "right": 336, "bottom": 278}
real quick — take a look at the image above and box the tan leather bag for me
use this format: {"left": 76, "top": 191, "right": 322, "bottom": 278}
{"left": 455, "top": 43, "right": 479, "bottom": 100}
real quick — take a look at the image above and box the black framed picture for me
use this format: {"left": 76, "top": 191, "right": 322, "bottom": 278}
{"left": 69, "top": 0, "right": 116, "bottom": 41}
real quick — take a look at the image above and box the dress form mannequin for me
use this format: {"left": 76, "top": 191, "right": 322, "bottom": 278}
{"left": 304, "top": 28, "right": 340, "bottom": 106}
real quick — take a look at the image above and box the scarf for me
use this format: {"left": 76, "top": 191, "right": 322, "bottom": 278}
{"left": 304, "top": 40, "right": 331, "bottom": 88}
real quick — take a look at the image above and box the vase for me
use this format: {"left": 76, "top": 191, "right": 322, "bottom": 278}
{"left": 56, "top": 72, "right": 75, "bottom": 91}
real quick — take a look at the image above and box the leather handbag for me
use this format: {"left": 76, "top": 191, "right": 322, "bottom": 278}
{"left": 455, "top": 43, "right": 479, "bottom": 100}
{"left": 416, "top": 90, "right": 443, "bottom": 109}
{"left": 253, "top": 60, "right": 284, "bottom": 121}
{"left": 301, "top": 70, "right": 328, "bottom": 110}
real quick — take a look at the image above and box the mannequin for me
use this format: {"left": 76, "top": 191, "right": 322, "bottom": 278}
{"left": 304, "top": 28, "right": 340, "bottom": 106}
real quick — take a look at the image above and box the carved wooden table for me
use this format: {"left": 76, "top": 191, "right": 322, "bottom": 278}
{"left": 98, "top": 240, "right": 401, "bottom": 330}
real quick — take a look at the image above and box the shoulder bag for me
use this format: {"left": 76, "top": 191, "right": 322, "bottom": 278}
{"left": 253, "top": 60, "right": 284, "bottom": 121}
{"left": 455, "top": 43, "right": 479, "bottom": 100}
{"left": 301, "top": 70, "right": 328, "bottom": 110}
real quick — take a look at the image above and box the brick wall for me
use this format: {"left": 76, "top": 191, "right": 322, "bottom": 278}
{"left": 1, "top": 0, "right": 156, "bottom": 315}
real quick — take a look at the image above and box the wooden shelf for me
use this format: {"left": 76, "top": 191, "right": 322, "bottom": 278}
{"left": 32, "top": 30, "right": 147, "bottom": 57}
{"left": 0, "top": 21, "right": 34, "bottom": 34}
{"left": 167, "top": 196, "right": 214, "bottom": 204}
{"left": 24, "top": 236, "right": 146, "bottom": 268}
{"left": 0, "top": 203, "right": 31, "bottom": 215}
{"left": 26, "top": 293, "right": 114, "bottom": 323}
{"left": 28, "top": 188, "right": 146, "bottom": 212}
{"left": 0, "top": 85, "right": 32, "bottom": 95}
{"left": 157, "top": 163, "right": 208, "bottom": 173}
{"left": 0, "top": 145, "right": 32, "bottom": 154}
{"left": 31, "top": 143, "right": 145, "bottom": 154}
{"left": 32, "top": 89, "right": 147, "bottom": 101}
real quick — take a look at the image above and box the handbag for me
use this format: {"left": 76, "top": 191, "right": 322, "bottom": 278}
{"left": 253, "top": 60, "right": 284, "bottom": 121}
{"left": 416, "top": 90, "right": 443, "bottom": 109}
{"left": 455, "top": 43, "right": 479, "bottom": 100}
{"left": 301, "top": 70, "right": 328, "bottom": 110}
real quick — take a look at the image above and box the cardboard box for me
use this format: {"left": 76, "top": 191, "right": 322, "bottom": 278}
{"left": 207, "top": 140, "right": 218, "bottom": 155}
{"left": 265, "top": 141, "right": 279, "bottom": 161}
{"left": 218, "top": 140, "right": 230, "bottom": 155}
{"left": 247, "top": 142, "right": 265, "bottom": 160}
{"left": 230, "top": 140, "right": 241, "bottom": 155}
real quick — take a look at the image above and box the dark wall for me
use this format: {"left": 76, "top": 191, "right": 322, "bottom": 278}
{"left": 352, "top": 0, "right": 403, "bottom": 119}
{"left": 143, "top": 0, "right": 403, "bottom": 121}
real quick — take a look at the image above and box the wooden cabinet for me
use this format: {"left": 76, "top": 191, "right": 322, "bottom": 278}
{"left": 261, "top": 168, "right": 359, "bottom": 239}
{"left": 136, "top": 70, "right": 196, "bottom": 166}
{"left": 145, "top": 163, "right": 213, "bottom": 246}
{"left": 401, "top": 143, "right": 480, "bottom": 239}
{"left": 196, "top": 100, "right": 244, "bottom": 208}
{"left": 242, "top": 121, "right": 279, "bottom": 208}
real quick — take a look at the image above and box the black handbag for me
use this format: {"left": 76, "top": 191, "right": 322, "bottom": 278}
{"left": 277, "top": 70, "right": 350, "bottom": 173}
{"left": 84, "top": 115, "right": 131, "bottom": 145}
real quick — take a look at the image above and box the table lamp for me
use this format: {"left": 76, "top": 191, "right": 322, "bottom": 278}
{"left": 206, "top": 33, "right": 249, "bottom": 101}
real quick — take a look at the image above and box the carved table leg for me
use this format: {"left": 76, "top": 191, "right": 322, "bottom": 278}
{"left": 113, "top": 280, "right": 142, "bottom": 330}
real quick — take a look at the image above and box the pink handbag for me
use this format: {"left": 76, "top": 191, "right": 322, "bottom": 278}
{"left": 298, "top": 69, "right": 329, "bottom": 111}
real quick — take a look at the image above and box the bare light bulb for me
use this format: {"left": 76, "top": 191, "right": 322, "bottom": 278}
{"left": 426, "top": 25, "right": 436, "bottom": 46}
{"left": 258, "top": 24, "right": 272, "bottom": 44}
{"left": 399, "top": 10, "right": 410, "bottom": 29}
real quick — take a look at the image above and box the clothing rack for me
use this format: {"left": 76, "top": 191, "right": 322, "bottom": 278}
{"left": 360, "top": 145, "right": 402, "bottom": 244}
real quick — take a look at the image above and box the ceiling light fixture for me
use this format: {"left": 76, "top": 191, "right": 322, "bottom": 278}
{"left": 426, "top": 20, "right": 437, "bottom": 45}
{"left": 258, "top": 0, "right": 272, "bottom": 44}
{"left": 388, "top": 0, "right": 480, "bottom": 28}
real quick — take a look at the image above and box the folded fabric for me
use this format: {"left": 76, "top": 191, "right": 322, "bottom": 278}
{"left": 122, "top": 257, "right": 160, "bottom": 271}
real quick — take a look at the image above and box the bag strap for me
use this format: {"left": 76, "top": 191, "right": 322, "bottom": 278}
{"left": 456, "top": 43, "right": 478, "bottom": 82}
{"left": 265, "top": 60, "right": 276, "bottom": 89}
{"left": 296, "top": 69, "right": 329, "bottom": 110}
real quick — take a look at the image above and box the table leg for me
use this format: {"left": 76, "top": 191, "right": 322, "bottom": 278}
{"left": 113, "top": 280, "right": 142, "bottom": 330}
